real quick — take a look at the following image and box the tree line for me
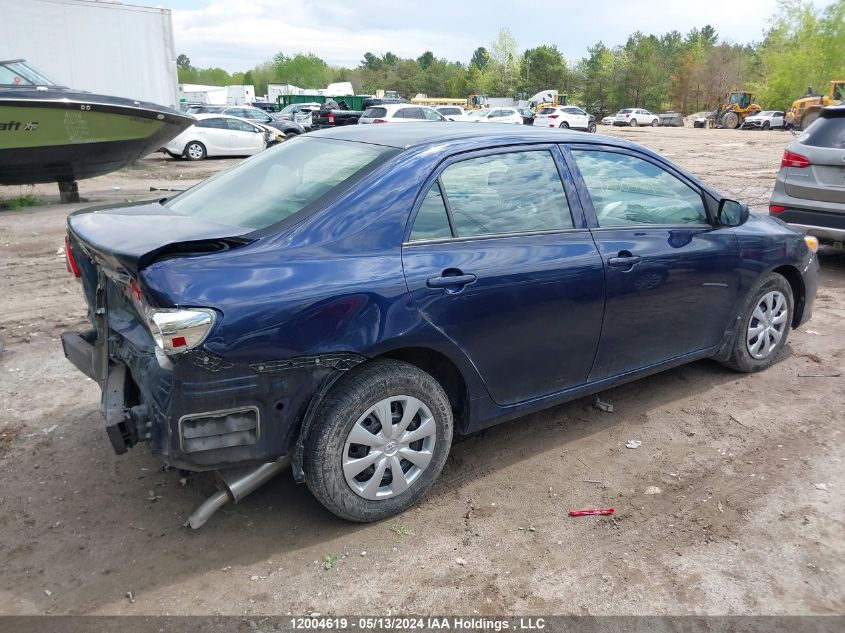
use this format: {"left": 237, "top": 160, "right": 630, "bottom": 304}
{"left": 177, "top": 0, "right": 844, "bottom": 115}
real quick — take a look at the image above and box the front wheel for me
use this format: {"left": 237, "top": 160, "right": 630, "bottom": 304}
{"left": 587, "top": 122, "right": 597, "bottom": 133}
{"left": 762, "top": 121, "right": 770, "bottom": 131}
{"left": 304, "top": 360, "right": 453, "bottom": 522}
{"left": 720, "top": 273, "right": 793, "bottom": 373}
{"left": 651, "top": 118, "right": 658, "bottom": 127}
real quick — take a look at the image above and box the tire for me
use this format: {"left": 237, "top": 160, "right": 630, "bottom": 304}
{"left": 629, "top": 119, "right": 638, "bottom": 127}
{"left": 284, "top": 132, "right": 298, "bottom": 140}
{"left": 800, "top": 111, "right": 820, "bottom": 130}
{"left": 303, "top": 359, "right": 454, "bottom": 522}
{"left": 720, "top": 273, "right": 793, "bottom": 373}
{"left": 762, "top": 121, "right": 770, "bottom": 131}
{"left": 722, "top": 111, "right": 740, "bottom": 129}
{"left": 559, "top": 121, "right": 570, "bottom": 129}
{"left": 588, "top": 122, "right": 597, "bottom": 133}
{"left": 651, "top": 118, "right": 658, "bottom": 127}
{"left": 184, "top": 141, "right": 206, "bottom": 161}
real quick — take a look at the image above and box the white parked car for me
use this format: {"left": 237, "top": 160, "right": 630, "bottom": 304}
{"left": 601, "top": 115, "right": 615, "bottom": 125}
{"left": 533, "top": 106, "right": 596, "bottom": 132}
{"left": 435, "top": 105, "right": 466, "bottom": 121}
{"left": 474, "top": 107, "right": 524, "bottom": 125}
{"left": 163, "top": 114, "right": 273, "bottom": 161}
{"left": 613, "top": 108, "right": 659, "bottom": 127}
{"left": 465, "top": 108, "right": 491, "bottom": 121}
{"left": 741, "top": 110, "right": 785, "bottom": 130}
{"left": 358, "top": 104, "right": 447, "bottom": 124}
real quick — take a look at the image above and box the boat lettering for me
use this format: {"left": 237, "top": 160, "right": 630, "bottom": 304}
{"left": 0, "top": 120, "right": 39, "bottom": 132}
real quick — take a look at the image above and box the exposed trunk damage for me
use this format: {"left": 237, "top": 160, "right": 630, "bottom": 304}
{"left": 61, "top": 202, "right": 364, "bottom": 528}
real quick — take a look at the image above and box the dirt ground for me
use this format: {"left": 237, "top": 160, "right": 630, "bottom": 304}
{"left": 0, "top": 126, "right": 843, "bottom": 617}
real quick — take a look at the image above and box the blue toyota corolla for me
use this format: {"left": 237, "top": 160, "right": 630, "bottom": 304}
{"left": 62, "top": 124, "right": 819, "bottom": 526}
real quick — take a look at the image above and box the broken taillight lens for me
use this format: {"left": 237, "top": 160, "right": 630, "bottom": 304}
{"left": 64, "top": 236, "right": 81, "bottom": 278}
{"left": 147, "top": 308, "right": 216, "bottom": 355}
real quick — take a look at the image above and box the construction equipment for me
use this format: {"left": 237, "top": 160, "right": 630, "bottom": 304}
{"left": 710, "top": 91, "right": 761, "bottom": 129}
{"left": 527, "top": 89, "right": 569, "bottom": 112}
{"left": 466, "top": 94, "right": 489, "bottom": 110}
{"left": 786, "top": 81, "right": 845, "bottom": 130}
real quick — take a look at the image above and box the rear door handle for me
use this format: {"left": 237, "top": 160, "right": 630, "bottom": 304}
{"left": 607, "top": 256, "right": 642, "bottom": 268}
{"left": 426, "top": 273, "right": 477, "bottom": 289}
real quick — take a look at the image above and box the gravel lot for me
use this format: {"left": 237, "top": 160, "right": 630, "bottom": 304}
{"left": 0, "top": 126, "right": 843, "bottom": 616}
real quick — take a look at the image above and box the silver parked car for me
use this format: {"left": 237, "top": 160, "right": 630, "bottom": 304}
{"left": 770, "top": 106, "right": 845, "bottom": 246}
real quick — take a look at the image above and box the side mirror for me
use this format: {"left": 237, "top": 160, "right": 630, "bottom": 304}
{"left": 718, "top": 198, "right": 750, "bottom": 227}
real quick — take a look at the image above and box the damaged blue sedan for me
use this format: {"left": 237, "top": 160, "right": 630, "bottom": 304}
{"left": 62, "top": 124, "right": 819, "bottom": 526}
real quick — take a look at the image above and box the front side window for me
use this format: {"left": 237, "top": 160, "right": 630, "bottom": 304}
{"left": 570, "top": 150, "right": 707, "bottom": 226}
{"left": 166, "top": 137, "right": 394, "bottom": 230}
{"left": 226, "top": 118, "right": 257, "bottom": 132}
{"left": 437, "top": 150, "right": 573, "bottom": 237}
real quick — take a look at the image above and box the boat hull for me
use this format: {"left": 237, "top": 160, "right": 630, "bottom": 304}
{"left": 0, "top": 91, "right": 193, "bottom": 185}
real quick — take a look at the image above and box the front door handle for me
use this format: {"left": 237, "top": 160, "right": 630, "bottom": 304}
{"left": 427, "top": 273, "right": 477, "bottom": 289}
{"left": 607, "top": 255, "right": 642, "bottom": 268}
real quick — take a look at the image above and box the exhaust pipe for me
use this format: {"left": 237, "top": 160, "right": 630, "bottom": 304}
{"left": 185, "top": 457, "right": 291, "bottom": 529}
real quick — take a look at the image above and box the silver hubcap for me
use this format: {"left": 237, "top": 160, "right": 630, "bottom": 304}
{"left": 342, "top": 395, "right": 436, "bottom": 500}
{"left": 188, "top": 144, "right": 203, "bottom": 159}
{"left": 746, "top": 290, "right": 788, "bottom": 359}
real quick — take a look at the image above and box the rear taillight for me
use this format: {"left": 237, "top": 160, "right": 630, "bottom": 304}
{"left": 64, "top": 235, "right": 81, "bottom": 278}
{"left": 147, "top": 308, "right": 216, "bottom": 355}
{"left": 782, "top": 151, "right": 810, "bottom": 168}
{"left": 373, "top": 119, "right": 388, "bottom": 124}
{"left": 548, "top": 115, "right": 558, "bottom": 119}
{"left": 769, "top": 205, "right": 786, "bottom": 214}
{"left": 328, "top": 112, "right": 335, "bottom": 124}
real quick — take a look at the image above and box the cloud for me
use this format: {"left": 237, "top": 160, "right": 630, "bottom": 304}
{"left": 170, "top": 0, "right": 836, "bottom": 71}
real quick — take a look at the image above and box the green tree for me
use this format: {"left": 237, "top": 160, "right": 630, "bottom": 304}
{"left": 470, "top": 47, "right": 490, "bottom": 71}
{"left": 417, "top": 51, "right": 435, "bottom": 70}
{"left": 176, "top": 54, "right": 192, "bottom": 70}
{"left": 272, "top": 52, "right": 331, "bottom": 89}
{"left": 520, "top": 45, "right": 567, "bottom": 97}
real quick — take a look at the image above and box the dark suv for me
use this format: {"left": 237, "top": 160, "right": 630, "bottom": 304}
{"left": 770, "top": 105, "right": 845, "bottom": 246}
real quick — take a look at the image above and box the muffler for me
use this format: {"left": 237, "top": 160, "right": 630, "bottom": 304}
{"left": 185, "top": 457, "right": 290, "bottom": 529}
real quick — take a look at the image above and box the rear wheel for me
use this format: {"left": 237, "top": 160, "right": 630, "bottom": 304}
{"left": 184, "top": 141, "right": 206, "bottom": 161}
{"left": 304, "top": 360, "right": 453, "bottom": 522}
{"left": 559, "top": 121, "right": 570, "bottom": 129}
{"left": 629, "top": 118, "right": 638, "bottom": 127}
{"left": 721, "top": 273, "right": 793, "bottom": 373}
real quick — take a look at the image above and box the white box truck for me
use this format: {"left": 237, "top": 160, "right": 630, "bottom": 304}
{"left": 0, "top": 0, "right": 179, "bottom": 107}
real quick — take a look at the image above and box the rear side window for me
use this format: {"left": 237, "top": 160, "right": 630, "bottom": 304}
{"left": 363, "top": 107, "right": 387, "bottom": 118}
{"left": 409, "top": 185, "right": 452, "bottom": 241}
{"left": 801, "top": 116, "right": 845, "bottom": 148}
{"left": 539, "top": 108, "right": 556, "bottom": 114}
{"left": 439, "top": 150, "right": 573, "bottom": 236}
{"left": 438, "top": 107, "right": 460, "bottom": 115}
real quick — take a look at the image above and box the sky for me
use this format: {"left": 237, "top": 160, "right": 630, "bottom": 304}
{"left": 162, "top": 0, "right": 836, "bottom": 72}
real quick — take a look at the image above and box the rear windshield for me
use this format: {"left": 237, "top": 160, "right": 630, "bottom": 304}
{"left": 619, "top": 109, "right": 633, "bottom": 114}
{"left": 165, "top": 137, "right": 394, "bottom": 230}
{"left": 801, "top": 115, "right": 845, "bottom": 148}
{"left": 363, "top": 107, "right": 387, "bottom": 118}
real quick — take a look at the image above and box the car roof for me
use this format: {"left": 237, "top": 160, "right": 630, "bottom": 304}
{"left": 370, "top": 103, "right": 437, "bottom": 113}
{"left": 309, "top": 121, "right": 642, "bottom": 151}
{"left": 193, "top": 113, "right": 256, "bottom": 121}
